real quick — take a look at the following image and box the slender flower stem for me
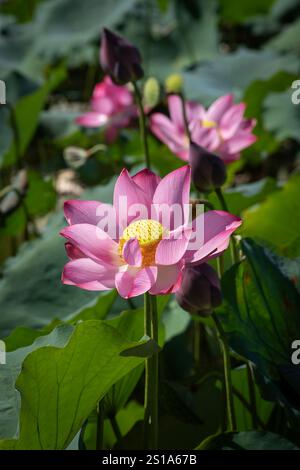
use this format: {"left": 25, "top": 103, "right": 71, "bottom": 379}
{"left": 215, "top": 187, "right": 239, "bottom": 264}
{"left": 110, "top": 415, "right": 122, "bottom": 443}
{"left": 246, "top": 362, "right": 258, "bottom": 429}
{"left": 215, "top": 187, "right": 228, "bottom": 212}
{"left": 143, "top": 292, "right": 152, "bottom": 448}
{"left": 96, "top": 401, "right": 105, "bottom": 450}
{"left": 150, "top": 294, "right": 159, "bottom": 449}
{"left": 179, "top": 92, "right": 192, "bottom": 142}
{"left": 216, "top": 255, "right": 225, "bottom": 278}
{"left": 143, "top": 293, "right": 159, "bottom": 449}
{"left": 132, "top": 81, "right": 151, "bottom": 169}
{"left": 212, "top": 312, "right": 236, "bottom": 432}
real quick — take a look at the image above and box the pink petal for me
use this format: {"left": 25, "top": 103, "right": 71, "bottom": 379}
{"left": 241, "top": 118, "right": 256, "bottom": 132}
{"left": 76, "top": 112, "right": 108, "bottom": 128}
{"left": 168, "top": 95, "right": 204, "bottom": 128}
{"left": 186, "top": 101, "right": 205, "bottom": 121}
{"left": 150, "top": 113, "right": 189, "bottom": 161}
{"left": 155, "top": 226, "right": 192, "bottom": 265}
{"left": 93, "top": 76, "right": 133, "bottom": 108}
{"left": 122, "top": 238, "right": 142, "bottom": 267}
{"left": 191, "top": 125, "right": 220, "bottom": 152}
{"left": 64, "top": 200, "right": 115, "bottom": 227}
{"left": 60, "top": 224, "right": 120, "bottom": 266}
{"left": 186, "top": 210, "right": 242, "bottom": 263}
{"left": 149, "top": 263, "right": 182, "bottom": 295}
{"left": 116, "top": 87, "right": 134, "bottom": 107}
{"left": 220, "top": 103, "right": 246, "bottom": 139}
{"left": 65, "top": 242, "right": 85, "bottom": 260}
{"left": 224, "top": 132, "right": 257, "bottom": 154}
{"left": 91, "top": 96, "right": 115, "bottom": 115}
{"left": 217, "top": 149, "right": 241, "bottom": 164}
{"left": 168, "top": 94, "right": 185, "bottom": 130}
{"left": 62, "top": 258, "right": 116, "bottom": 291}
{"left": 206, "top": 95, "right": 234, "bottom": 123}
{"left": 115, "top": 266, "right": 157, "bottom": 298}
{"left": 153, "top": 166, "right": 191, "bottom": 230}
{"left": 113, "top": 169, "right": 152, "bottom": 231}
{"left": 132, "top": 168, "right": 161, "bottom": 200}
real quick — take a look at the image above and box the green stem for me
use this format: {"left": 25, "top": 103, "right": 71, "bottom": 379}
{"left": 132, "top": 81, "right": 150, "bottom": 169}
{"left": 143, "top": 292, "right": 152, "bottom": 448}
{"left": 246, "top": 362, "right": 258, "bottom": 429}
{"left": 96, "top": 402, "right": 105, "bottom": 450}
{"left": 110, "top": 415, "right": 122, "bottom": 443}
{"left": 150, "top": 294, "right": 159, "bottom": 449}
{"left": 143, "top": 293, "right": 159, "bottom": 449}
{"left": 212, "top": 313, "right": 236, "bottom": 432}
{"left": 215, "top": 187, "right": 228, "bottom": 212}
{"left": 196, "top": 370, "right": 265, "bottom": 429}
{"left": 216, "top": 255, "right": 225, "bottom": 278}
{"left": 179, "top": 92, "right": 192, "bottom": 142}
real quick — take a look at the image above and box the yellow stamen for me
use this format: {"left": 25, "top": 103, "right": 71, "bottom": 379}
{"left": 119, "top": 219, "right": 165, "bottom": 266}
{"left": 202, "top": 119, "right": 217, "bottom": 128}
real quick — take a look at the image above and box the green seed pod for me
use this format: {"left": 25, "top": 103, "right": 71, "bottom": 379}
{"left": 164, "top": 73, "right": 183, "bottom": 94}
{"left": 143, "top": 77, "right": 160, "bottom": 108}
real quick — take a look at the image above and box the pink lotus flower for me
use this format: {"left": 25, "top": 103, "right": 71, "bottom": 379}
{"left": 150, "top": 94, "right": 257, "bottom": 163}
{"left": 150, "top": 95, "right": 200, "bottom": 161}
{"left": 60, "top": 166, "right": 241, "bottom": 299}
{"left": 76, "top": 75, "right": 136, "bottom": 143}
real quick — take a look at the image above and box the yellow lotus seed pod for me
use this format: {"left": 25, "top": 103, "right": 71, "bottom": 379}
{"left": 164, "top": 73, "right": 183, "bottom": 94}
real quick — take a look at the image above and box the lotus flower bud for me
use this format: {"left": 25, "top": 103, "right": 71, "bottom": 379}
{"left": 190, "top": 142, "right": 227, "bottom": 193}
{"left": 100, "top": 28, "right": 144, "bottom": 85}
{"left": 176, "top": 263, "right": 222, "bottom": 316}
{"left": 164, "top": 73, "right": 183, "bottom": 94}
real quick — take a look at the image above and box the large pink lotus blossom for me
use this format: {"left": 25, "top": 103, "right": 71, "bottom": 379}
{"left": 76, "top": 75, "right": 136, "bottom": 143}
{"left": 150, "top": 94, "right": 256, "bottom": 163}
{"left": 60, "top": 166, "right": 241, "bottom": 299}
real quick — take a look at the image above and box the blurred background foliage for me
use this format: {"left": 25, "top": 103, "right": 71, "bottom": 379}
{"left": 0, "top": 0, "right": 300, "bottom": 450}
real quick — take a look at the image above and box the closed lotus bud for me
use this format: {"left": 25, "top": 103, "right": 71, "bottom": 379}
{"left": 100, "top": 28, "right": 144, "bottom": 85}
{"left": 190, "top": 142, "right": 227, "bottom": 193}
{"left": 164, "top": 73, "right": 183, "bottom": 94}
{"left": 176, "top": 263, "right": 222, "bottom": 316}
